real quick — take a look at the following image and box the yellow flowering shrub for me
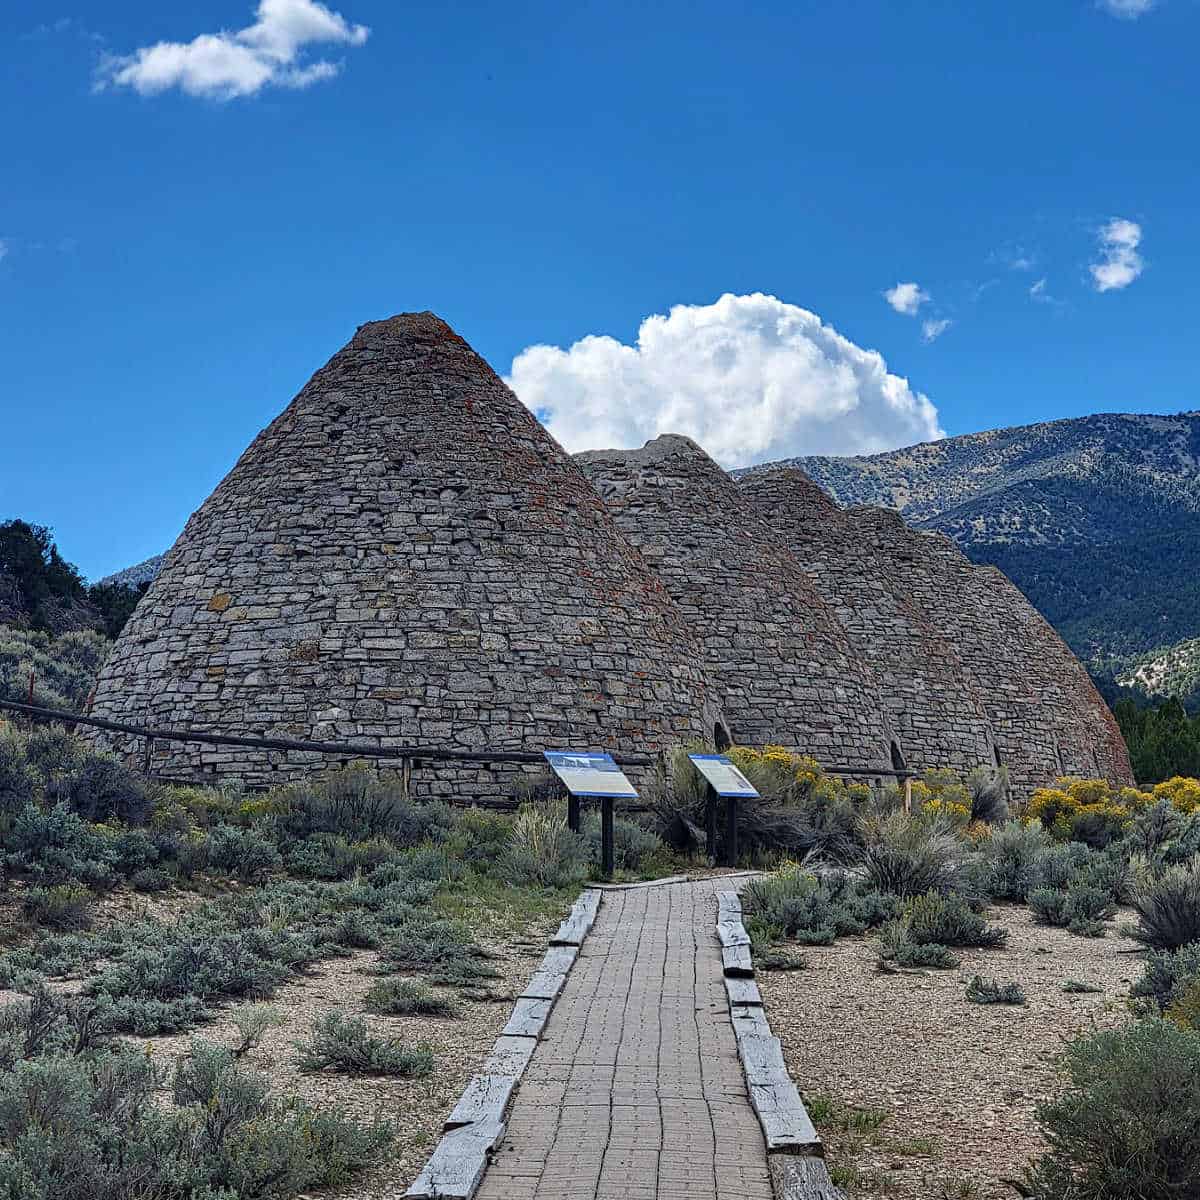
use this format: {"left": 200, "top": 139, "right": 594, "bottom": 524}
{"left": 1152, "top": 777, "right": 1200, "bottom": 814}
{"left": 1057, "top": 777, "right": 1111, "bottom": 807}
{"left": 1027, "top": 787, "right": 1078, "bottom": 829}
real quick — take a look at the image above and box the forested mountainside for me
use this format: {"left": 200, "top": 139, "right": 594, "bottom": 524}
{"left": 745, "top": 411, "right": 1200, "bottom": 709}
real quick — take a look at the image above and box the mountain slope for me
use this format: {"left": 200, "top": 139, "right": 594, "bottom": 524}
{"left": 743, "top": 411, "right": 1200, "bottom": 704}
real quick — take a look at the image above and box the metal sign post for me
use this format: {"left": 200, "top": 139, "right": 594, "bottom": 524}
{"left": 688, "top": 754, "right": 759, "bottom": 869}
{"left": 543, "top": 751, "right": 639, "bottom": 881}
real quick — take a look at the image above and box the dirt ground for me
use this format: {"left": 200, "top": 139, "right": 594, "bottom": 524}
{"left": 758, "top": 903, "right": 1142, "bottom": 1200}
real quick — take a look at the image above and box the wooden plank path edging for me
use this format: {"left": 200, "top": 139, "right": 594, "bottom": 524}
{"left": 717, "top": 889, "right": 844, "bottom": 1199}
{"left": 549, "top": 888, "right": 602, "bottom": 946}
{"left": 404, "top": 889, "right": 604, "bottom": 1200}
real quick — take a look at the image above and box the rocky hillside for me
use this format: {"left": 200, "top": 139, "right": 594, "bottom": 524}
{"left": 98, "top": 554, "right": 165, "bottom": 590}
{"left": 744, "top": 411, "right": 1200, "bottom": 706}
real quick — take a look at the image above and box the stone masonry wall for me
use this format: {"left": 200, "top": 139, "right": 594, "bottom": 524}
{"left": 843, "top": 504, "right": 1134, "bottom": 793}
{"left": 87, "top": 314, "right": 719, "bottom": 795}
{"left": 739, "top": 470, "right": 999, "bottom": 777}
{"left": 576, "top": 437, "right": 894, "bottom": 770}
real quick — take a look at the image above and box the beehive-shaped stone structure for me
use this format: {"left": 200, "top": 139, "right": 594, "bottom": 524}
{"left": 740, "top": 468, "right": 1132, "bottom": 792}
{"left": 842, "top": 507, "right": 1133, "bottom": 791}
{"left": 576, "top": 436, "right": 893, "bottom": 769}
{"left": 739, "top": 469, "right": 998, "bottom": 776}
{"left": 88, "top": 314, "right": 718, "bottom": 791}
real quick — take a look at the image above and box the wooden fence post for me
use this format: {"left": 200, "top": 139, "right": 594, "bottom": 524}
{"left": 723, "top": 795, "right": 738, "bottom": 868}
{"left": 904, "top": 776, "right": 913, "bottom": 814}
{"left": 705, "top": 782, "right": 719, "bottom": 862}
{"left": 600, "top": 796, "right": 615, "bottom": 881}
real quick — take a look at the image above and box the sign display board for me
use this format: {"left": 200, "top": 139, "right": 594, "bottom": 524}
{"left": 688, "top": 754, "right": 760, "bottom": 798}
{"left": 544, "top": 751, "right": 639, "bottom": 798}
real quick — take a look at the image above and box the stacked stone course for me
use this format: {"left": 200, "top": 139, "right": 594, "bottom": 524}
{"left": 576, "top": 436, "right": 894, "bottom": 769}
{"left": 738, "top": 470, "right": 998, "bottom": 777}
{"left": 87, "top": 312, "right": 1133, "bottom": 796}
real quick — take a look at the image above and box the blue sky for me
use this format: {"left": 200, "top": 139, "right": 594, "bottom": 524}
{"left": 2, "top": 0, "right": 1197, "bottom": 579}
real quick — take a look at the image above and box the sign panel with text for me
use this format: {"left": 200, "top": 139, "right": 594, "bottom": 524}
{"left": 688, "top": 754, "right": 759, "bottom": 798}
{"left": 544, "top": 751, "right": 639, "bottom": 798}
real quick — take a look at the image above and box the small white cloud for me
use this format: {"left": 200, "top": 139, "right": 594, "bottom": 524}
{"left": 1098, "top": 0, "right": 1156, "bottom": 18}
{"left": 921, "top": 318, "right": 952, "bottom": 343}
{"left": 0, "top": 240, "right": 9, "bottom": 262}
{"left": 1090, "top": 218, "right": 1145, "bottom": 292}
{"left": 507, "top": 292, "right": 944, "bottom": 468}
{"left": 884, "top": 281, "right": 930, "bottom": 316}
{"left": 1030, "top": 278, "right": 1048, "bottom": 299}
{"left": 98, "top": 0, "right": 368, "bottom": 100}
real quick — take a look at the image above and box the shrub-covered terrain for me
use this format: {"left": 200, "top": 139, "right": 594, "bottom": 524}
{"left": 732, "top": 745, "right": 1200, "bottom": 1199}
{"left": 0, "top": 717, "right": 679, "bottom": 1198}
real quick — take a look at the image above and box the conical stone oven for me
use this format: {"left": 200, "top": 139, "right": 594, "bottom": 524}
{"left": 88, "top": 314, "right": 719, "bottom": 793}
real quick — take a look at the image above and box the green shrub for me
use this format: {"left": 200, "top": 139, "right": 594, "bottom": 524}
{"left": 966, "top": 765, "right": 1010, "bottom": 825}
{"left": 207, "top": 824, "right": 282, "bottom": 882}
{"left": 1031, "top": 842, "right": 1095, "bottom": 891}
{"left": 1028, "top": 1019, "right": 1200, "bottom": 1200}
{"left": 978, "top": 820, "right": 1051, "bottom": 901}
{"left": 1131, "top": 860, "right": 1200, "bottom": 951}
{"left": 877, "top": 920, "right": 958, "bottom": 968}
{"left": 582, "top": 812, "right": 664, "bottom": 872}
{"left": 965, "top": 976, "right": 1026, "bottom": 1005}
{"left": 276, "top": 766, "right": 451, "bottom": 845}
{"left": 21, "top": 884, "right": 92, "bottom": 930}
{"left": 743, "top": 866, "right": 898, "bottom": 945}
{"left": 903, "top": 891, "right": 1007, "bottom": 949}
{"left": 1029, "top": 882, "right": 1116, "bottom": 936}
{"left": 377, "top": 911, "right": 495, "bottom": 982}
{"left": 1125, "top": 800, "right": 1183, "bottom": 860}
{"left": 500, "top": 803, "right": 589, "bottom": 888}
{"left": 858, "top": 811, "right": 970, "bottom": 899}
{"left": 61, "top": 753, "right": 152, "bottom": 826}
{"left": 0, "top": 627, "right": 110, "bottom": 713}
{"left": 446, "top": 808, "right": 513, "bottom": 869}
{"left": 0, "top": 725, "right": 37, "bottom": 820}
{"left": 1131, "top": 943, "right": 1200, "bottom": 1010}
{"left": 365, "top": 977, "right": 457, "bottom": 1016}
{"left": 295, "top": 1012, "right": 434, "bottom": 1076}
{"left": 130, "top": 866, "right": 173, "bottom": 893}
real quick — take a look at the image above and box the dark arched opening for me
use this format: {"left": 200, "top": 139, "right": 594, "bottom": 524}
{"left": 890, "top": 741, "right": 906, "bottom": 772}
{"left": 994, "top": 746, "right": 1003, "bottom": 769}
{"left": 714, "top": 723, "right": 732, "bottom": 752}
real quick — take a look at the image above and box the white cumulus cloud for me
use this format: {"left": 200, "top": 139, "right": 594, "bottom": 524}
{"left": 0, "top": 240, "right": 9, "bottom": 262}
{"left": 921, "top": 318, "right": 952, "bottom": 343}
{"left": 1098, "top": 0, "right": 1156, "bottom": 18}
{"left": 98, "top": 0, "right": 368, "bottom": 100}
{"left": 1090, "top": 218, "right": 1145, "bottom": 292}
{"left": 507, "top": 293, "right": 944, "bottom": 468}
{"left": 884, "top": 281, "right": 929, "bottom": 315}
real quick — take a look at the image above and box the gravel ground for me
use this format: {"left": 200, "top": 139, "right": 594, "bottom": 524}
{"left": 140, "top": 929, "right": 556, "bottom": 1198}
{"left": 0, "top": 882, "right": 563, "bottom": 1199}
{"left": 757, "top": 903, "right": 1143, "bottom": 1200}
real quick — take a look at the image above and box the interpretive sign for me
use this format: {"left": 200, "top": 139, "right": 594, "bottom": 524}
{"left": 688, "top": 754, "right": 759, "bottom": 798}
{"left": 543, "top": 751, "right": 639, "bottom": 798}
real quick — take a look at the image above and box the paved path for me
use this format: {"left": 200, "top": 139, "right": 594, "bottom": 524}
{"left": 476, "top": 879, "right": 773, "bottom": 1200}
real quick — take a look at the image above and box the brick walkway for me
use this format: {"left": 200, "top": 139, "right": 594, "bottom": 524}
{"left": 476, "top": 880, "right": 774, "bottom": 1200}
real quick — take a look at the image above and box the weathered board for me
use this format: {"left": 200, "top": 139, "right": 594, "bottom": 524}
{"left": 772, "top": 1155, "right": 844, "bottom": 1199}
{"left": 730, "top": 1003, "right": 772, "bottom": 1039}
{"left": 502, "top": 996, "right": 553, "bottom": 1039}
{"left": 444, "top": 1075, "right": 519, "bottom": 1131}
{"left": 749, "top": 1081, "right": 823, "bottom": 1154}
{"left": 724, "top": 974, "right": 763, "bottom": 1008}
{"left": 404, "top": 1117, "right": 506, "bottom": 1199}
{"left": 482, "top": 1034, "right": 538, "bottom": 1078}
{"left": 550, "top": 889, "right": 602, "bottom": 946}
{"left": 722, "top": 942, "right": 754, "bottom": 977}
{"left": 521, "top": 944, "right": 578, "bottom": 999}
